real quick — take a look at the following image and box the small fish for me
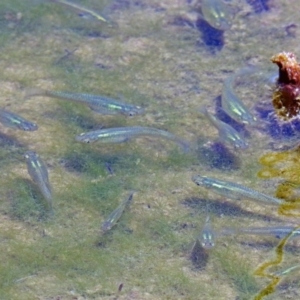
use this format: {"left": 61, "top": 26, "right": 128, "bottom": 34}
{"left": 0, "top": 109, "right": 37, "bottom": 131}
{"left": 220, "top": 226, "right": 300, "bottom": 239}
{"left": 48, "top": 0, "right": 108, "bottom": 23}
{"left": 192, "top": 175, "right": 284, "bottom": 205}
{"left": 25, "top": 88, "right": 144, "bottom": 116}
{"left": 273, "top": 264, "right": 300, "bottom": 276}
{"left": 200, "top": 106, "right": 248, "bottom": 149}
{"left": 76, "top": 126, "right": 190, "bottom": 152}
{"left": 101, "top": 192, "right": 134, "bottom": 232}
{"left": 198, "top": 215, "right": 215, "bottom": 249}
{"left": 24, "top": 151, "right": 53, "bottom": 210}
{"left": 201, "top": 0, "right": 233, "bottom": 31}
{"left": 221, "top": 68, "right": 257, "bottom": 125}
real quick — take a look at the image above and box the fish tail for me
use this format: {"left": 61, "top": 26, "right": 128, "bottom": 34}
{"left": 198, "top": 105, "right": 209, "bottom": 116}
{"left": 179, "top": 139, "right": 192, "bottom": 153}
{"left": 24, "top": 87, "right": 47, "bottom": 100}
{"left": 219, "top": 228, "right": 235, "bottom": 236}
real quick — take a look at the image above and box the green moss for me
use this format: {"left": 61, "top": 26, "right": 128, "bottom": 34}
{"left": 162, "top": 147, "right": 197, "bottom": 169}
{"left": 61, "top": 147, "right": 145, "bottom": 176}
{"left": 215, "top": 248, "right": 259, "bottom": 298}
{"left": 5, "top": 178, "right": 50, "bottom": 222}
{"left": 48, "top": 102, "right": 102, "bottom": 131}
{"left": 0, "top": 134, "right": 24, "bottom": 167}
{"left": 56, "top": 178, "right": 124, "bottom": 216}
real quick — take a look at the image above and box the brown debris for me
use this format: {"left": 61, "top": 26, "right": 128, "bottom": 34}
{"left": 271, "top": 52, "right": 300, "bottom": 120}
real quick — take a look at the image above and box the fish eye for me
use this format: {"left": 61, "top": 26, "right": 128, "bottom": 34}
{"left": 128, "top": 111, "right": 136, "bottom": 116}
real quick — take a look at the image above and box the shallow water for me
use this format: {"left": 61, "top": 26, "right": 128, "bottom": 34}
{"left": 1, "top": 0, "right": 300, "bottom": 299}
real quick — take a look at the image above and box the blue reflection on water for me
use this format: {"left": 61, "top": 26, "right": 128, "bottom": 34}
{"left": 255, "top": 102, "right": 300, "bottom": 141}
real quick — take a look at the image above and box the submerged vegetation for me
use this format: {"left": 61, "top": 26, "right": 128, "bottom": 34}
{"left": 0, "top": 0, "right": 300, "bottom": 299}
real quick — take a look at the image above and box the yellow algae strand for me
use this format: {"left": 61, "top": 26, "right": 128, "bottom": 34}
{"left": 259, "top": 152, "right": 291, "bottom": 166}
{"left": 275, "top": 181, "right": 297, "bottom": 200}
{"left": 258, "top": 150, "right": 300, "bottom": 201}
{"left": 280, "top": 168, "right": 300, "bottom": 184}
{"left": 253, "top": 226, "right": 300, "bottom": 299}
{"left": 278, "top": 202, "right": 300, "bottom": 217}
{"left": 253, "top": 277, "right": 280, "bottom": 300}
{"left": 257, "top": 168, "right": 281, "bottom": 179}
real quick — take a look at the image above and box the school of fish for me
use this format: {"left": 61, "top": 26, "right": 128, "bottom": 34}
{"left": 1, "top": 0, "right": 298, "bottom": 297}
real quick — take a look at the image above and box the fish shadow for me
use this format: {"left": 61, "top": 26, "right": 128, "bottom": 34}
{"left": 195, "top": 18, "right": 224, "bottom": 52}
{"left": 189, "top": 239, "right": 210, "bottom": 271}
{"left": 197, "top": 139, "right": 241, "bottom": 171}
{"left": 246, "top": 0, "right": 270, "bottom": 14}
{"left": 0, "top": 132, "right": 24, "bottom": 148}
{"left": 60, "top": 149, "right": 140, "bottom": 176}
{"left": 239, "top": 239, "right": 300, "bottom": 253}
{"left": 182, "top": 197, "right": 283, "bottom": 222}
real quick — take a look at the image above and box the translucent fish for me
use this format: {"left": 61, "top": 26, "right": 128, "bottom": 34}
{"left": 192, "top": 175, "right": 284, "bottom": 205}
{"left": 198, "top": 215, "right": 215, "bottom": 249}
{"left": 200, "top": 106, "right": 248, "bottom": 149}
{"left": 201, "top": 0, "right": 233, "bottom": 31}
{"left": 0, "top": 109, "right": 37, "bottom": 131}
{"left": 220, "top": 226, "right": 300, "bottom": 239}
{"left": 101, "top": 192, "right": 134, "bottom": 232}
{"left": 76, "top": 126, "right": 190, "bottom": 152}
{"left": 25, "top": 88, "right": 144, "bottom": 116}
{"left": 221, "top": 68, "right": 257, "bottom": 125}
{"left": 273, "top": 264, "right": 300, "bottom": 276}
{"left": 48, "top": 0, "right": 108, "bottom": 23}
{"left": 24, "top": 151, "right": 53, "bottom": 211}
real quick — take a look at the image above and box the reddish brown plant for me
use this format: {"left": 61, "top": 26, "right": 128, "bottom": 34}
{"left": 272, "top": 52, "right": 300, "bottom": 120}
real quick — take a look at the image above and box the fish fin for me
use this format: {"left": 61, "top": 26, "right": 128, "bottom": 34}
{"left": 114, "top": 136, "right": 130, "bottom": 143}
{"left": 178, "top": 139, "right": 191, "bottom": 153}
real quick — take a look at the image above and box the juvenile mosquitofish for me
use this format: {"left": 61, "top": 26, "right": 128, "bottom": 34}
{"left": 200, "top": 106, "right": 248, "bottom": 149}
{"left": 220, "top": 226, "right": 300, "bottom": 239}
{"left": 192, "top": 175, "right": 284, "bottom": 205}
{"left": 221, "top": 68, "right": 257, "bottom": 125}
{"left": 199, "top": 215, "right": 215, "bottom": 249}
{"left": 201, "top": 0, "right": 232, "bottom": 31}
{"left": 0, "top": 109, "right": 37, "bottom": 131}
{"left": 24, "top": 151, "right": 53, "bottom": 210}
{"left": 273, "top": 264, "right": 300, "bottom": 276}
{"left": 49, "top": 0, "right": 108, "bottom": 23}
{"left": 76, "top": 126, "right": 190, "bottom": 152}
{"left": 101, "top": 192, "right": 134, "bottom": 232}
{"left": 25, "top": 88, "right": 144, "bottom": 116}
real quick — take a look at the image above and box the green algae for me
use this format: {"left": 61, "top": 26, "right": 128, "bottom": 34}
{"left": 7, "top": 178, "right": 49, "bottom": 221}
{"left": 214, "top": 248, "right": 259, "bottom": 299}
